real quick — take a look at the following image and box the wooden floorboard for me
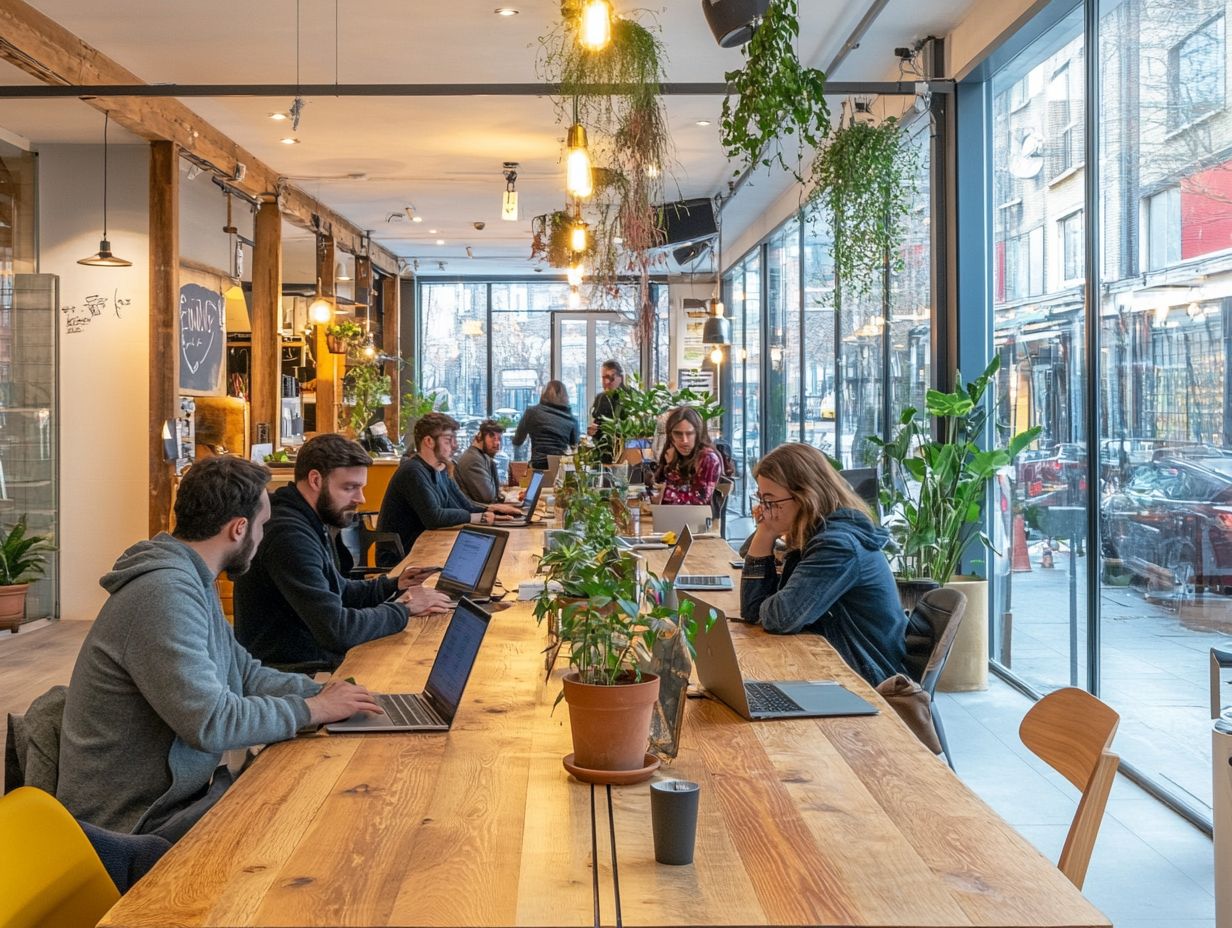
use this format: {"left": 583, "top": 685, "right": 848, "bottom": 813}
{"left": 0, "top": 619, "right": 90, "bottom": 791}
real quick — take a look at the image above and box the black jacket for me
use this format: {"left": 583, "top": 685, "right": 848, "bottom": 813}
{"left": 513, "top": 401, "right": 580, "bottom": 469}
{"left": 378, "top": 454, "right": 483, "bottom": 555}
{"left": 234, "top": 485, "right": 406, "bottom": 670}
{"left": 589, "top": 388, "right": 626, "bottom": 464}
{"left": 741, "top": 509, "right": 907, "bottom": 686}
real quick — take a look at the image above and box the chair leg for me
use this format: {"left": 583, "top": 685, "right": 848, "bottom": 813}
{"left": 932, "top": 701, "right": 955, "bottom": 770}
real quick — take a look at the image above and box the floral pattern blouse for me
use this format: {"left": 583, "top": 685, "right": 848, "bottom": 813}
{"left": 656, "top": 447, "right": 723, "bottom": 505}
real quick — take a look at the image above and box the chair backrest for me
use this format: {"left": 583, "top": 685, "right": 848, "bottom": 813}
{"left": 0, "top": 787, "right": 120, "bottom": 928}
{"left": 356, "top": 511, "right": 404, "bottom": 569}
{"left": 903, "top": 588, "right": 967, "bottom": 696}
{"left": 841, "top": 466, "right": 880, "bottom": 516}
{"left": 1019, "top": 688, "right": 1120, "bottom": 889}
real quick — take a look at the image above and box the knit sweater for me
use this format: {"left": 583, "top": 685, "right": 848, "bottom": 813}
{"left": 57, "top": 534, "right": 321, "bottom": 835}
{"left": 378, "top": 454, "right": 485, "bottom": 554}
{"left": 454, "top": 445, "right": 501, "bottom": 503}
{"left": 234, "top": 485, "right": 407, "bottom": 669}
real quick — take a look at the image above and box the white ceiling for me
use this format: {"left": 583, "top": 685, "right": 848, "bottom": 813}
{"left": 0, "top": 0, "right": 977, "bottom": 277}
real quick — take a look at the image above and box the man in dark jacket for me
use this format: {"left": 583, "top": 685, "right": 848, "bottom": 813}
{"left": 587, "top": 359, "right": 628, "bottom": 464}
{"left": 378, "top": 413, "right": 522, "bottom": 556}
{"left": 235, "top": 434, "right": 451, "bottom": 671}
{"left": 455, "top": 419, "right": 505, "bottom": 504}
{"left": 58, "top": 456, "right": 379, "bottom": 841}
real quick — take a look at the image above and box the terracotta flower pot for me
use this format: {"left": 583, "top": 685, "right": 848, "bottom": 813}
{"left": 562, "top": 671, "right": 659, "bottom": 771}
{"left": 0, "top": 583, "right": 29, "bottom": 632}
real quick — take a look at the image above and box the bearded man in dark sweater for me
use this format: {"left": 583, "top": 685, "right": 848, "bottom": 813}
{"left": 235, "top": 434, "right": 451, "bottom": 671}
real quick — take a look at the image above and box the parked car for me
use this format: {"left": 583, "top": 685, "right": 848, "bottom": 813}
{"left": 1017, "top": 442, "right": 1087, "bottom": 508}
{"left": 1100, "top": 455, "right": 1232, "bottom": 598}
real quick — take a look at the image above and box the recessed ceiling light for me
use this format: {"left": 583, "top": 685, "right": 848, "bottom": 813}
{"left": 280, "top": 137, "right": 300, "bottom": 145}
{"left": 268, "top": 112, "right": 288, "bottom": 121}
{"left": 436, "top": 239, "right": 446, "bottom": 245}
{"left": 695, "top": 120, "right": 712, "bottom": 127}
{"left": 411, "top": 216, "right": 424, "bottom": 223}
{"left": 494, "top": 7, "right": 519, "bottom": 15}
{"left": 428, "top": 228, "right": 438, "bottom": 234}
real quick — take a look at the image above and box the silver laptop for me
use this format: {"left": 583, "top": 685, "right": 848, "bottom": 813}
{"left": 498, "top": 469, "right": 545, "bottom": 527}
{"left": 325, "top": 598, "right": 492, "bottom": 733}
{"left": 660, "top": 525, "right": 733, "bottom": 592}
{"left": 684, "top": 592, "right": 878, "bottom": 721}
{"left": 435, "top": 526, "right": 507, "bottom": 603}
{"left": 651, "top": 503, "right": 714, "bottom": 537}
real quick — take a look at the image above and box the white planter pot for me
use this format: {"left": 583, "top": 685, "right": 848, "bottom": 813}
{"left": 937, "top": 577, "right": 988, "bottom": 692}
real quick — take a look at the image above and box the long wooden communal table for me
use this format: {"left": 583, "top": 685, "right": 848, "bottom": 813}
{"left": 101, "top": 524, "right": 1110, "bottom": 928}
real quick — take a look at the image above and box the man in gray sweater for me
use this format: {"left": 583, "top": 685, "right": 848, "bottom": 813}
{"left": 454, "top": 419, "right": 505, "bottom": 504}
{"left": 57, "top": 456, "right": 380, "bottom": 841}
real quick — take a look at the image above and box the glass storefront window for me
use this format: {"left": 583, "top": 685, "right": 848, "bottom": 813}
{"left": 418, "top": 283, "right": 489, "bottom": 418}
{"left": 802, "top": 209, "right": 838, "bottom": 458}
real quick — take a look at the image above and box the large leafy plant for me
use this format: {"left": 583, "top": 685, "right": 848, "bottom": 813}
{"left": 0, "top": 518, "right": 53, "bottom": 586}
{"left": 343, "top": 363, "right": 392, "bottom": 435}
{"left": 812, "top": 115, "right": 919, "bottom": 297}
{"left": 720, "top": 0, "right": 829, "bottom": 180}
{"left": 598, "top": 377, "right": 725, "bottom": 462}
{"left": 867, "top": 358, "right": 1041, "bottom": 585}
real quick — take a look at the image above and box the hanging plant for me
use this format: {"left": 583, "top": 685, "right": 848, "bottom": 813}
{"left": 811, "top": 115, "right": 919, "bottom": 297}
{"left": 343, "top": 362, "right": 392, "bottom": 435}
{"left": 720, "top": 0, "right": 829, "bottom": 179}
{"left": 531, "top": 210, "right": 596, "bottom": 269}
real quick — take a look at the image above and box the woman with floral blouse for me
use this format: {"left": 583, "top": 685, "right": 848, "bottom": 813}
{"left": 652, "top": 406, "right": 724, "bottom": 505}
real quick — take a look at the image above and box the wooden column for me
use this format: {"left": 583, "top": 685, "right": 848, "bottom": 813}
{"left": 382, "top": 272, "right": 401, "bottom": 441}
{"left": 251, "top": 198, "right": 282, "bottom": 449}
{"left": 312, "top": 236, "right": 339, "bottom": 433}
{"left": 149, "top": 140, "right": 179, "bottom": 536}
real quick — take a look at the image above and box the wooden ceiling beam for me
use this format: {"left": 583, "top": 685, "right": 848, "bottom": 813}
{"left": 0, "top": 0, "right": 400, "bottom": 274}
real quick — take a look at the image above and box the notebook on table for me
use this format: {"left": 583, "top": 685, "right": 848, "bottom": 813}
{"left": 325, "top": 598, "right": 492, "bottom": 733}
{"left": 434, "top": 526, "right": 507, "bottom": 603}
{"left": 684, "top": 592, "right": 878, "bottom": 721}
{"left": 659, "top": 525, "right": 733, "bottom": 592}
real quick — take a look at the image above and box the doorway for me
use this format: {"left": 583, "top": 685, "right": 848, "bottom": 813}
{"left": 550, "top": 312, "right": 640, "bottom": 427}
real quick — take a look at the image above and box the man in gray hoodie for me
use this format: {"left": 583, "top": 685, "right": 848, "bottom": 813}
{"left": 57, "top": 456, "right": 379, "bottom": 841}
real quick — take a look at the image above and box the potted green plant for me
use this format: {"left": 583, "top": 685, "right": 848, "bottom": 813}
{"left": 597, "top": 376, "right": 725, "bottom": 466}
{"left": 343, "top": 362, "right": 392, "bottom": 436}
{"left": 324, "top": 320, "right": 364, "bottom": 354}
{"left": 867, "top": 358, "right": 1040, "bottom": 690}
{"left": 0, "top": 517, "right": 53, "bottom": 633}
{"left": 534, "top": 464, "right": 710, "bottom": 777}
{"left": 720, "top": 0, "right": 829, "bottom": 181}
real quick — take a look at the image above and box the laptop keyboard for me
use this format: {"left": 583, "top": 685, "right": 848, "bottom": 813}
{"left": 676, "top": 574, "right": 728, "bottom": 586}
{"left": 744, "top": 681, "right": 805, "bottom": 714}
{"left": 377, "top": 693, "right": 441, "bottom": 727}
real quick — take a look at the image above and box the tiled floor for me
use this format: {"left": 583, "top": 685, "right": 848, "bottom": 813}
{"left": 939, "top": 678, "right": 1217, "bottom": 928}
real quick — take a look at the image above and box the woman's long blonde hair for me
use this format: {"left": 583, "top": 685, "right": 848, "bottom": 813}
{"left": 752, "top": 443, "right": 869, "bottom": 550}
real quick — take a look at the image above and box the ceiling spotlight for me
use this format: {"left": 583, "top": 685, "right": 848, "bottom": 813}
{"left": 429, "top": 228, "right": 438, "bottom": 234}
{"left": 494, "top": 6, "right": 519, "bottom": 14}
{"left": 696, "top": 120, "right": 712, "bottom": 127}
{"left": 335, "top": 258, "right": 352, "bottom": 282}
{"left": 412, "top": 215, "right": 423, "bottom": 224}
{"left": 185, "top": 162, "right": 204, "bottom": 181}
{"left": 268, "top": 112, "right": 289, "bottom": 121}
{"left": 280, "top": 137, "right": 300, "bottom": 145}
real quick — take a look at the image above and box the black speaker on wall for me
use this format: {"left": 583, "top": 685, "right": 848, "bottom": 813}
{"left": 657, "top": 197, "right": 718, "bottom": 247}
{"left": 701, "top": 0, "right": 771, "bottom": 48}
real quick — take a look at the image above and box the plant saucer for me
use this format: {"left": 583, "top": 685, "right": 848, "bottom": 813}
{"left": 563, "top": 752, "right": 660, "bottom": 786}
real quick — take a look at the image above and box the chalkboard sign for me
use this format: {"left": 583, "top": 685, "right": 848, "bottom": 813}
{"left": 178, "top": 282, "right": 225, "bottom": 395}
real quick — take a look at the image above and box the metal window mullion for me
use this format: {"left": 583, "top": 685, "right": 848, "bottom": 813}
{"left": 1084, "top": 0, "right": 1103, "bottom": 697}
{"left": 486, "top": 282, "right": 494, "bottom": 416}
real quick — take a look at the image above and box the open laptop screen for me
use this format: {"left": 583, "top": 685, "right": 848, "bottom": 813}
{"left": 440, "top": 529, "right": 497, "bottom": 590}
{"left": 522, "top": 470, "right": 544, "bottom": 510}
{"left": 424, "top": 600, "right": 491, "bottom": 720}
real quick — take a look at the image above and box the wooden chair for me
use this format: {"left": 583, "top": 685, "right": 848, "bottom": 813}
{"left": 902, "top": 588, "right": 966, "bottom": 768}
{"left": 1019, "top": 688, "right": 1120, "bottom": 889}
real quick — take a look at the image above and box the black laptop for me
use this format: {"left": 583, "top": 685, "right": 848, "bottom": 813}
{"left": 325, "top": 598, "right": 492, "bottom": 733}
{"left": 435, "top": 526, "right": 507, "bottom": 603}
{"left": 498, "top": 470, "right": 545, "bottom": 527}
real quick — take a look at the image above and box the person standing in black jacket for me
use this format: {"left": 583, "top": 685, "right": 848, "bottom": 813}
{"left": 588, "top": 359, "right": 628, "bottom": 464}
{"left": 378, "top": 412, "right": 523, "bottom": 556}
{"left": 513, "top": 380, "right": 579, "bottom": 470}
{"left": 235, "top": 434, "right": 452, "bottom": 671}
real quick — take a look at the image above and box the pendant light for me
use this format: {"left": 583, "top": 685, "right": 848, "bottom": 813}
{"left": 309, "top": 277, "right": 333, "bottom": 324}
{"left": 565, "top": 116, "right": 593, "bottom": 198}
{"left": 703, "top": 201, "right": 730, "bottom": 345}
{"left": 570, "top": 220, "right": 589, "bottom": 254}
{"left": 78, "top": 113, "right": 132, "bottom": 268}
{"left": 579, "top": 0, "right": 613, "bottom": 50}
{"left": 502, "top": 162, "right": 520, "bottom": 221}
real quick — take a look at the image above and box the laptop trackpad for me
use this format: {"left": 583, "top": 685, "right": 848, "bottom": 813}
{"left": 773, "top": 681, "right": 879, "bottom": 716}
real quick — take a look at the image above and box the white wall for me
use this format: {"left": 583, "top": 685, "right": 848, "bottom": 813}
{"left": 179, "top": 161, "right": 254, "bottom": 275}
{"left": 39, "top": 143, "right": 150, "bottom": 620}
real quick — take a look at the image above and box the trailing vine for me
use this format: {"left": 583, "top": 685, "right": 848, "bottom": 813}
{"left": 720, "top": 0, "right": 829, "bottom": 179}
{"left": 811, "top": 115, "right": 919, "bottom": 297}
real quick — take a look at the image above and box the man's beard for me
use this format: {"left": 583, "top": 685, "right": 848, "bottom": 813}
{"left": 316, "top": 482, "right": 357, "bottom": 529}
{"left": 223, "top": 527, "right": 258, "bottom": 580}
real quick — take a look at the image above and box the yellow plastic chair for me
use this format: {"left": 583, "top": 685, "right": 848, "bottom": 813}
{"left": 0, "top": 787, "right": 120, "bottom": 928}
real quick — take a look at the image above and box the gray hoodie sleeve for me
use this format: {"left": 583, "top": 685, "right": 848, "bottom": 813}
{"left": 121, "top": 571, "right": 313, "bottom": 753}
{"left": 231, "top": 637, "right": 323, "bottom": 699}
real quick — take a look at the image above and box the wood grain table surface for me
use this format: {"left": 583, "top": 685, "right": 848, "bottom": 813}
{"left": 100, "top": 521, "right": 1110, "bottom": 928}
